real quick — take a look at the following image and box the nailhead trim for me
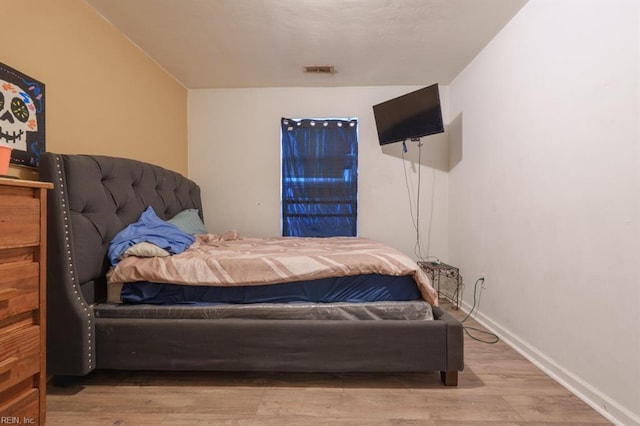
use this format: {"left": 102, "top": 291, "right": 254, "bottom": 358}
{"left": 55, "top": 155, "right": 94, "bottom": 370}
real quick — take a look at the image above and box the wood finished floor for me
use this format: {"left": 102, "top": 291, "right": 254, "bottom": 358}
{"left": 45, "top": 307, "right": 611, "bottom": 425}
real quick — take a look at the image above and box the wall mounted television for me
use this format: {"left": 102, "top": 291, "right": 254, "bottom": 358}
{"left": 372, "top": 83, "right": 444, "bottom": 146}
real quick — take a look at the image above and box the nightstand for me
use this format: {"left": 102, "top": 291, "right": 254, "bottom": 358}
{"left": 417, "top": 261, "right": 462, "bottom": 309}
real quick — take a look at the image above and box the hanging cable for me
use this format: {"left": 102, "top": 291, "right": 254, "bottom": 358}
{"left": 414, "top": 141, "right": 424, "bottom": 259}
{"left": 401, "top": 140, "right": 430, "bottom": 260}
{"left": 401, "top": 141, "right": 418, "bottom": 234}
{"left": 461, "top": 277, "right": 499, "bottom": 344}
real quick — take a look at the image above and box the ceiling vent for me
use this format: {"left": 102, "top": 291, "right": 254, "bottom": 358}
{"left": 304, "top": 65, "right": 335, "bottom": 74}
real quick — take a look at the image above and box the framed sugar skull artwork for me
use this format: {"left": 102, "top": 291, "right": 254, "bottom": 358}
{"left": 0, "top": 62, "right": 45, "bottom": 168}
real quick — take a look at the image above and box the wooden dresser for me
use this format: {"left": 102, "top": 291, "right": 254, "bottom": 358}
{"left": 0, "top": 178, "right": 52, "bottom": 425}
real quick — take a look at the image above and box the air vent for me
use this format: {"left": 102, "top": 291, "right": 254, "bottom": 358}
{"left": 303, "top": 65, "right": 335, "bottom": 74}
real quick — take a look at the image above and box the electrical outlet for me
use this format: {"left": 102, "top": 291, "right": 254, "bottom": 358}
{"left": 480, "top": 274, "right": 488, "bottom": 289}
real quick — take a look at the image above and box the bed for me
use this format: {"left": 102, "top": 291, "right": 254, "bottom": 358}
{"left": 40, "top": 152, "right": 464, "bottom": 385}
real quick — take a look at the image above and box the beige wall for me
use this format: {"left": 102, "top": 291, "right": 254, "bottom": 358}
{"left": 449, "top": 1, "right": 639, "bottom": 424}
{"left": 1, "top": 0, "right": 187, "bottom": 179}
{"left": 189, "top": 87, "right": 450, "bottom": 261}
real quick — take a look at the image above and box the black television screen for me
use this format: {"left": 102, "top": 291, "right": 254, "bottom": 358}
{"left": 372, "top": 84, "right": 444, "bottom": 145}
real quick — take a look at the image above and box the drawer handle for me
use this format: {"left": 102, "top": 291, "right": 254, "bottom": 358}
{"left": 0, "top": 288, "right": 18, "bottom": 302}
{"left": 0, "top": 357, "right": 19, "bottom": 377}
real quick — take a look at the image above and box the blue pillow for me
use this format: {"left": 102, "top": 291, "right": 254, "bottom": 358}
{"left": 167, "top": 209, "right": 207, "bottom": 235}
{"left": 108, "top": 206, "right": 195, "bottom": 265}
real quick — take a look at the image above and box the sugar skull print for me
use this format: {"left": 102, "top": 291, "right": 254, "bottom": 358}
{"left": 0, "top": 79, "right": 38, "bottom": 152}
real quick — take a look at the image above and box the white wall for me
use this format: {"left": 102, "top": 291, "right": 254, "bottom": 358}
{"left": 188, "top": 86, "right": 450, "bottom": 261}
{"left": 448, "top": 1, "right": 640, "bottom": 425}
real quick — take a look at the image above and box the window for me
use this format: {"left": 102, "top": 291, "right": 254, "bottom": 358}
{"left": 281, "top": 117, "right": 358, "bottom": 237}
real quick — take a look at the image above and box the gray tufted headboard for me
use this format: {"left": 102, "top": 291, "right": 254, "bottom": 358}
{"left": 39, "top": 152, "right": 202, "bottom": 375}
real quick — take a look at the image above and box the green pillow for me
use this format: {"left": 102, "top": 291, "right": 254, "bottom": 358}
{"left": 167, "top": 209, "right": 207, "bottom": 235}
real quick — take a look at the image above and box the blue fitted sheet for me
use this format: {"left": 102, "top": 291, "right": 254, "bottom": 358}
{"left": 120, "top": 274, "right": 422, "bottom": 305}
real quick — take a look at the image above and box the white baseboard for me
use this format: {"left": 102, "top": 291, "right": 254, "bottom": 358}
{"left": 459, "top": 300, "right": 640, "bottom": 426}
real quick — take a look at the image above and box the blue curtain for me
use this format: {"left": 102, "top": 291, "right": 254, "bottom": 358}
{"left": 281, "top": 118, "right": 358, "bottom": 237}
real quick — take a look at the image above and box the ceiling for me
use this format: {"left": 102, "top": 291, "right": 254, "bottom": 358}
{"left": 84, "top": 0, "right": 528, "bottom": 89}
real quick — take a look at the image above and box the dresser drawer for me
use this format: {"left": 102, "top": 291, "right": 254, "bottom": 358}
{"left": 0, "top": 326, "right": 40, "bottom": 394}
{"left": 0, "top": 262, "right": 39, "bottom": 322}
{"left": 0, "top": 188, "right": 40, "bottom": 249}
{"left": 0, "top": 387, "right": 39, "bottom": 422}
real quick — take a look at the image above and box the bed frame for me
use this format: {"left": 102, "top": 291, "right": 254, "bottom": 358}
{"left": 40, "top": 152, "right": 464, "bottom": 385}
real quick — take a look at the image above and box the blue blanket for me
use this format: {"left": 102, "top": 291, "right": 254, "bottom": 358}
{"left": 108, "top": 206, "right": 195, "bottom": 265}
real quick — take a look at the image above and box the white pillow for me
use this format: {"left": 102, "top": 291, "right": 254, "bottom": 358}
{"left": 120, "top": 242, "right": 171, "bottom": 259}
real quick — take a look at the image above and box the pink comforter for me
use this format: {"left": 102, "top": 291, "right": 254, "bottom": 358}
{"left": 107, "top": 232, "right": 438, "bottom": 305}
